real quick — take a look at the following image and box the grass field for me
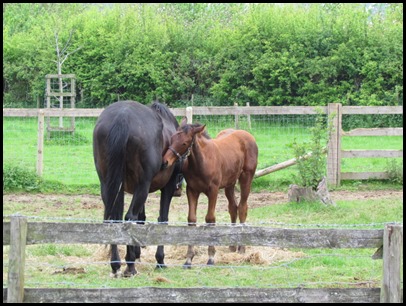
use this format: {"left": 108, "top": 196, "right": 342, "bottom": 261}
{"left": 2, "top": 112, "right": 403, "bottom": 291}
{"left": 3, "top": 115, "right": 403, "bottom": 193}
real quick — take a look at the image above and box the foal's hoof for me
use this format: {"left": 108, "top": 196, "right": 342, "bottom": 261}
{"left": 173, "top": 188, "right": 182, "bottom": 197}
{"left": 238, "top": 246, "right": 246, "bottom": 254}
{"left": 183, "top": 263, "right": 192, "bottom": 269}
{"left": 207, "top": 259, "right": 215, "bottom": 265}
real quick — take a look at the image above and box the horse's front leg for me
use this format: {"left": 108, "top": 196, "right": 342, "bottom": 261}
{"left": 183, "top": 187, "right": 200, "bottom": 269}
{"left": 205, "top": 189, "right": 219, "bottom": 265}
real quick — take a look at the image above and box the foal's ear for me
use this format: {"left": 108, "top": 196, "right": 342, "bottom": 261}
{"left": 180, "top": 117, "right": 188, "bottom": 126}
{"left": 195, "top": 124, "right": 206, "bottom": 134}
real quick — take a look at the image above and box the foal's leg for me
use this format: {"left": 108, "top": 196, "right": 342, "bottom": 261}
{"left": 225, "top": 185, "right": 238, "bottom": 252}
{"left": 205, "top": 189, "right": 218, "bottom": 265}
{"left": 124, "top": 181, "right": 150, "bottom": 277}
{"left": 236, "top": 172, "right": 255, "bottom": 254}
{"left": 183, "top": 187, "right": 200, "bottom": 269}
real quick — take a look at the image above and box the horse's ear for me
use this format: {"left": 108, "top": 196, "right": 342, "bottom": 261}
{"left": 180, "top": 117, "right": 188, "bottom": 126}
{"left": 195, "top": 124, "right": 206, "bottom": 134}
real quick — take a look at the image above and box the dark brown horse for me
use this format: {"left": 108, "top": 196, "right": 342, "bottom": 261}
{"left": 93, "top": 100, "right": 183, "bottom": 277}
{"left": 162, "top": 118, "right": 258, "bottom": 268}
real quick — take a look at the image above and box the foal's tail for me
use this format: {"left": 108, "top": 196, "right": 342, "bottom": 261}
{"left": 104, "top": 118, "right": 129, "bottom": 222}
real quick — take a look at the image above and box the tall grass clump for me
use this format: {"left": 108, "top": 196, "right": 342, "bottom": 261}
{"left": 385, "top": 159, "right": 403, "bottom": 184}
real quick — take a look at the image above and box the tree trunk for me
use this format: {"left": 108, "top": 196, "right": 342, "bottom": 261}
{"left": 288, "top": 177, "right": 335, "bottom": 206}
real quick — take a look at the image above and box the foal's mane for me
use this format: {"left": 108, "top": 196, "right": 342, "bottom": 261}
{"left": 150, "top": 100, "right": 179, "bottom": 128}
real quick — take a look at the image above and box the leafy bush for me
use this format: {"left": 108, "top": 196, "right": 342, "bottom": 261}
{"left": 3, "top": 164, "right": 43, "bottom": 192}
{"left": 385, "top": 159, "right": 403, "bottom": 184}
{"left": 289, "top": 110, "right": 334, "bottom": 190}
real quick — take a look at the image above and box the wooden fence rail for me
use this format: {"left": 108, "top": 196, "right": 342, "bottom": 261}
{"left": 3, "top": 216, "right": 403, "bottom": 303}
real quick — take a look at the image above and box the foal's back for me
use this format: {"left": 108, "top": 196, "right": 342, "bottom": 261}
{"left": 200, "top": 128, "right": 258, "bottom": 188}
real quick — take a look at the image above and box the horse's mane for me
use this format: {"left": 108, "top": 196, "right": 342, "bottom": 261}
{"left": 150, "top": 100, "right": 179, "bottom": 128}
{"left": 182, "top": 123, "right": 211, "bottom": 139}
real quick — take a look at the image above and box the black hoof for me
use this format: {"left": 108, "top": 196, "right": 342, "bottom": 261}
{"left": 123, "top": 267, "right": 137, "bottom": 277}
{"left": 207, "top": 259, "right": 214, "bottom": 265}
{"left": 183, "top": 264, "right": 192, "bottom": 269}
{"left": 155, "top": 263, "right": 167, "bottom": 270}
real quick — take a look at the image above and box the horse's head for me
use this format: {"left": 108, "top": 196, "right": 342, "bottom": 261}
{"left": 161, "top": 118, "right": 205, "bottom": 169}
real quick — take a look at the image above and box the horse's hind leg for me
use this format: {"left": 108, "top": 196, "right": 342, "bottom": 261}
{"left": 124, "top": 182, "right": 150, "bottom": 277}
{"left": 205, "top": 190, "right": 218, "bottom": 265}
{"left": 124, "top": 204, "right": 145, "bottom": 276}
{"left": 225, "top": 185, "right": 238, "bottom": 252}
{"left": 155, "top": 185, "right": 175, "bottom": 269}
{"left": 110, "top": 244, "right": 121, "bottom": 277}
{"left": 236, "top": 171, "right": 255, "bottom": 254}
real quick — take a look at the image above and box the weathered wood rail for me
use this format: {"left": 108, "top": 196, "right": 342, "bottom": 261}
{"left": 326, "top": 104, "right": 403, "bottom": 186}
{"left": 3, "top": 216, "right": 403, "bottom": 303}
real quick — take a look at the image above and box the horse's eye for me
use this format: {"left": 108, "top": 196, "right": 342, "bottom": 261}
{"left": 183, "top": 143, "right": 187, "bottom": 146}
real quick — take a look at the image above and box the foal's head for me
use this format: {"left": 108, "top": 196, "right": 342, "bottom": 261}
{"left": 161, "top": 118, "right": 206, "bottom": 169}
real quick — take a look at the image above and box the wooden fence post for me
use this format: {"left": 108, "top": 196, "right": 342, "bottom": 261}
{"left": 234, "top": 102, "right": 239, "bottom": 129}
{"left": 327, "top": 103, "right": 342, "bottom": 187}
{"left": 186, "top": 106, "right": 193, "bottom": 124}
{"left": 246, "top": 102, "right": 251, "bottom": 130}
{"left": 7, "top": 215, "right": 28, "bottom": 303}
{"left": 37, "top": 110, "right": 44, "bottom": 176}
{"left": 380, "top": 223, "right": 403, "bottom": 303}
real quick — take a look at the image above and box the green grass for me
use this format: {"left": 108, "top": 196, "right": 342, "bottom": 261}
{"left": 248, "top": 198, "right": 403, "bottom": 229}
{"left": 3, "top": 116, "right": 403, "bottom": 193}
{"left": 3, "top": 113, "right": 403, "bottom": 292}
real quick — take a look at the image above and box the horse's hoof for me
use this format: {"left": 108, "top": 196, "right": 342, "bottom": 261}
{"left": 207, "top": 259, "right": 215, "bottom": 265}
{"left": 155, "top": 264, "right": 167, "bottom": 270}
{"left": 229, "top": 246, "right": 237, "bottom": 252}
{"left": 183, "top": 263, "right": 192, "bottom": 269}
{"left": 123, "top": 267, "right": 137, "bottom": 277}
{"left": 110, "top": 270, "right": 122, "bottom": 278}
{"left": 238, "top": 246, "right": 246, "bottom": 254}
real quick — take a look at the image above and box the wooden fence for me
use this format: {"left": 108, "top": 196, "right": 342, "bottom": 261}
{"left": 326, "top": 104, "right": 403, "bottom": 186}
{"left": 2, "top": 104, "right": 403, "bottom": 186}
{"left": 3, "top": 216, "right": 403, "bottom": 303}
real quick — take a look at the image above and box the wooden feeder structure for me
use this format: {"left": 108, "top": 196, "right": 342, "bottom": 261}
{"left": 45, "top": 74, "right": 76, "bottom": 139}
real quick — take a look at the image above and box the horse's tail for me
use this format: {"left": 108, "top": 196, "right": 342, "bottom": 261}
{"left": 104, "top": 118, "right": 129, "bottom": 222}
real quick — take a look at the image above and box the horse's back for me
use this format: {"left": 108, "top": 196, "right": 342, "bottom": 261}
{"left": 96, "top": 101, "right": 158, "bottom": 129}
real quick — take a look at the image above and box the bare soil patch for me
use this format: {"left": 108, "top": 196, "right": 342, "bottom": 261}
{"left": 3, "top": 189, "right": 403, "bottom": 212}
{"left": 4, "top": 189, "right": 402, "bottom": 270}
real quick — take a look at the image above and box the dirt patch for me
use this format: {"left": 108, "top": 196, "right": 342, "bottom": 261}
{"left": 4, "top": 189, "right": 402, "bottom": 270}
{"left": 3, "top": 189, "right": 403, "bottom": 212}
